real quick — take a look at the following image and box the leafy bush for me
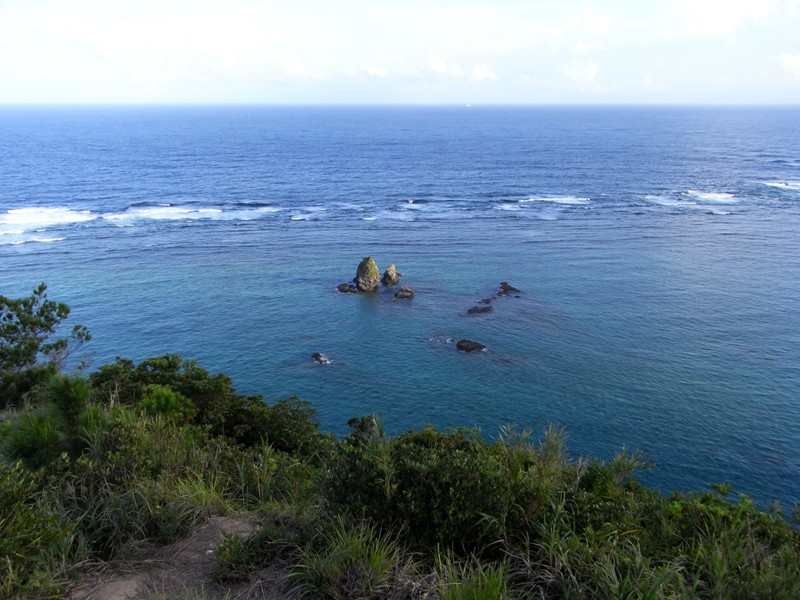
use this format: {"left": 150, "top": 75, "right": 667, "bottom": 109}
{"left": 0, "top": 411, "right": 65, "bottom": 471}
{"left": 0, "top": 462, "right": 69, "bottom": 599}
{"left": 0, "top": 373, "right": 93, "bottom": 470}
{"left": 89, "top": 354, "right": 270, "bottom": 445}
{"left": 263, "top": 395, "right": 326, "bottom": 458}
{"left": 137, "top": 384, "right": 196, "bottom": 424}
{"left": 325, "top": 424, "right": 559, "bottom": 554}
{"left": 0, "top": 365, "right": 56, "bottom": 410}
{"left": 0, "top": 283, "right": 90, "bottom": 408}
{"left": 89, "top": 354, "right": 326, "bottom": 453}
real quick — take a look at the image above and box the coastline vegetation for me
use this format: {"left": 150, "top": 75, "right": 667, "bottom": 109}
{"left": 1, "top": 285, "right": 799, "bottom": 599}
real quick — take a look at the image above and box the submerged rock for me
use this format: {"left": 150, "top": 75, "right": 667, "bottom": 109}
{"left": 394, "top": 286, "right": 414, "bottom": 299}
{"left": 467, "top": 305, "right": 493, "bottom": 315}
{"left": 355, "top": 257, "right": 380, "bottom": 292}
{"left": 311, "top": 352, "right": 331, "bottom": 365}
{"left": 498, "top": 282, "right": 521, "bottom": 296}
{"left": 337, "top": 283, "right": 358, "bottom": 294}
{"left": 456, "top": 339, "right": 486, "bottom": 352}
{"left": 381, "top": 264, "right": 401, "bottom": 286}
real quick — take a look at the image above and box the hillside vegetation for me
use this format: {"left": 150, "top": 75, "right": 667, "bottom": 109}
{"left": 1, "top": 285, "right": 798, "bottom": 599}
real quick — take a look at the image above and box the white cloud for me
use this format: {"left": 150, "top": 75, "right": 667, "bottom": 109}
{"left": 429, "top": 56, "right": 465, "bottom": 78}
{"left": 572, "top": 41, "right": 594, "bottom": 55}
{"left": 561, "top": 61, "right": 598, "bottom": 83}
{"left": 0, "top": 0, "right": 798, "bottom": 103}
{"left": 641, "top": 76, "right": 672, "bottom": 92}
{"left": 676, "top": 0, "right": 779, "bottom": 36}
{"left": 470, "top": 64, "right": 497, "bottom": 83}
{"left": 777, "top": 52, "right": 800, "bottom": 77}
{"left": 562, "top": 7, "right": 612, "bottom": 36}
{"left": 351, "top": 57, "right": 496, "bottom": 88}
{"left": 361, "top": 64, "right": 390, "bottom": 79}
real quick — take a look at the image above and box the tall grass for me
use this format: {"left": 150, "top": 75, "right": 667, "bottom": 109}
{"left": 291, "top": 517, "right": 405, "bottom": 599}
{"left": 434, "top": 551, "right": 509, "bottom": 600}
{"left": 3, "top": 369, "right": 800, "bottom": 599}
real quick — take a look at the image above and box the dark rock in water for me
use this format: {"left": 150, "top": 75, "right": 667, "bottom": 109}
{"left": 457, "top": 339, "right": 486, "bottom": 352}
{"left": 381, "top": 263, "right": 401, "bottom": 286}
{"left": 479, "top": 297, "right": 494, "bottom": 305}
{"left": 498, "top": 282, "right": 521, "bottom": 296}
{"left": 355, "top": 256, "right": 380, "bottom": 292}
{"left": 337, "top": 283, "right": 358, "bottom": 294}
{"left": 394, "top": 286, "right": 414, "bottom": 299}
{"left": 467, "top": 305, "right": 493, "bottom": 315}
{"left": 312, "top": 352, "right": 331, "bottom": 365}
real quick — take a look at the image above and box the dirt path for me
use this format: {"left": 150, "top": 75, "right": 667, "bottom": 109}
{"left": 66, "top": 515, "right": 292, "bottom": 600}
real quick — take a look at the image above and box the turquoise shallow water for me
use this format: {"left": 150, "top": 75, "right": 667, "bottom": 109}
{"left": 1, "top": 105, "right": 799, "bottom": 505}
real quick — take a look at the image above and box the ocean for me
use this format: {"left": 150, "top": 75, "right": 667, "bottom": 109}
{"left": 1, "top": 105, "right": 798, "bottom": 505}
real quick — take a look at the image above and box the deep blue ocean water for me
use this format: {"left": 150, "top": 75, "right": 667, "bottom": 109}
{"left": 1, "top": 105, "right": 798, "bottom": 505}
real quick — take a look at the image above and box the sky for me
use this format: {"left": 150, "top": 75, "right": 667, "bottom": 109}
{"left": 0, "top": 0, "right": 798, "bottom": 104}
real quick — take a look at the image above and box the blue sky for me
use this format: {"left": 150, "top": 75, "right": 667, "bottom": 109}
{"left": 1, "top": 0, "right": 798, "bottom": 104}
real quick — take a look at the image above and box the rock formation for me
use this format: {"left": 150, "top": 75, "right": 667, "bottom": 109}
{"left": 456, "top": 339, "right": 486, "bottom": 352}
{"left": 355, "top": 256, "right": 380, "bottom": 292}
{"left": 394, "top": 286, "right": 414, "bottom": 299}
{"left": 381, "top": 264, "right": 401, "bottom": 286}
{"left": 467, "top": 305, "right": 493, "bottom": 314}
{"left": 337, "top": 283, "right": 358, "bottom": 294}
{"left": 498, "top": 282, "right": 521, "bottom": 296}
{"left": 311, "top": 352, "right": 331, "bottom": 365}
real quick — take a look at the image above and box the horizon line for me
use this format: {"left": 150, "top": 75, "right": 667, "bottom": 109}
{"left": 1, "top": 101, "right": 798, "bottom": 108}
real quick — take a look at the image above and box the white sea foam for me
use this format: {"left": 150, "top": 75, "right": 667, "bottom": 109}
{"left": 688, "top": 205, "right": 732, "bottom": 216}
{"left": 427, "top": 336, "right": 457, "bottom": 345}
{"left": 103, "top": 206, "right": 224, "bottom": 222}
{"left": 685, "top": 190, "right": 737, "bottom": 203}
{"left": 644, "top": 194, "right": 695, "bottom": 207}
{"left": 1, "top": 235, "right": 68, "bottom": 246}
{"left": 289, "top": 206, "right": 327, "bottom": 221}
{"left": 225, "top": 206, "right": 283, "bottom": 220}
{"left": 30, "top": 237, "right": 67, "bottom": 243}
{"left": 359, "top": 208, "right": 415, "bottom": 222}
{"left": 0, "top": 207, "right": 96, "bottom": 232}
{"left": 762, "top": 181, "right": 800, "bottom": 190}
{"left": 400, "top": 200, "right": 456, "bottom": 213}
{"left": 536, "top": 209, "right": 560, "bottom": 221}
{"left": 521, "top": 196, "right": 591, "bottom": 205}
{"left": 402, "top": 200, "right": 426, "bottom": 210}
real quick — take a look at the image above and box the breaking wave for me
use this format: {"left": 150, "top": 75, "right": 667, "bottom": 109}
{"left": 684, "top": 190, "right": 738, "bottom": 203}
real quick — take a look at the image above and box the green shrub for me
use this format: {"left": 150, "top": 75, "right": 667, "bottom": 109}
{"left": 0, "top": 365, "right": 56, "bottom": 409}
{"left": 213, "top": 515, "right": 303, "bottom": 582}
{"left": 326, "top": 424, "right": 550, "bottom": 554}
{"left": 90, "top": 354, "right": 328, "bottom": 450}
{"left": 137, "top": 384, "right": 196, "bottom": 424}
{"left": 89, "top": 354, "right": 269, "bottom": 445}
{"left": 263, "top": 396, "right": 325, "bottom": 458}
{"left": 41, "top": 373, "right": 90, "bottom": 431}
{"left": 0, "top": 462, "right": 69, "bottom": 599}
{"left": 292, "top": 517, "right": 405, "bottom": 599}
{"left": 0, "top": 283, "right": 91, "bottom": 410}
{"left": 227, "top": 441, "right": 317, "bottom": 507}
{"left": 0, "top": 411, "right": 65, "bottom": 471}
{"left": 0, "top": 373, "right": 95, "bottom": 470}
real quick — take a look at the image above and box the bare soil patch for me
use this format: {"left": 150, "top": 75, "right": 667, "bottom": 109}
{"left": 66, "top": 514, "right": 294, "bottom": 600}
